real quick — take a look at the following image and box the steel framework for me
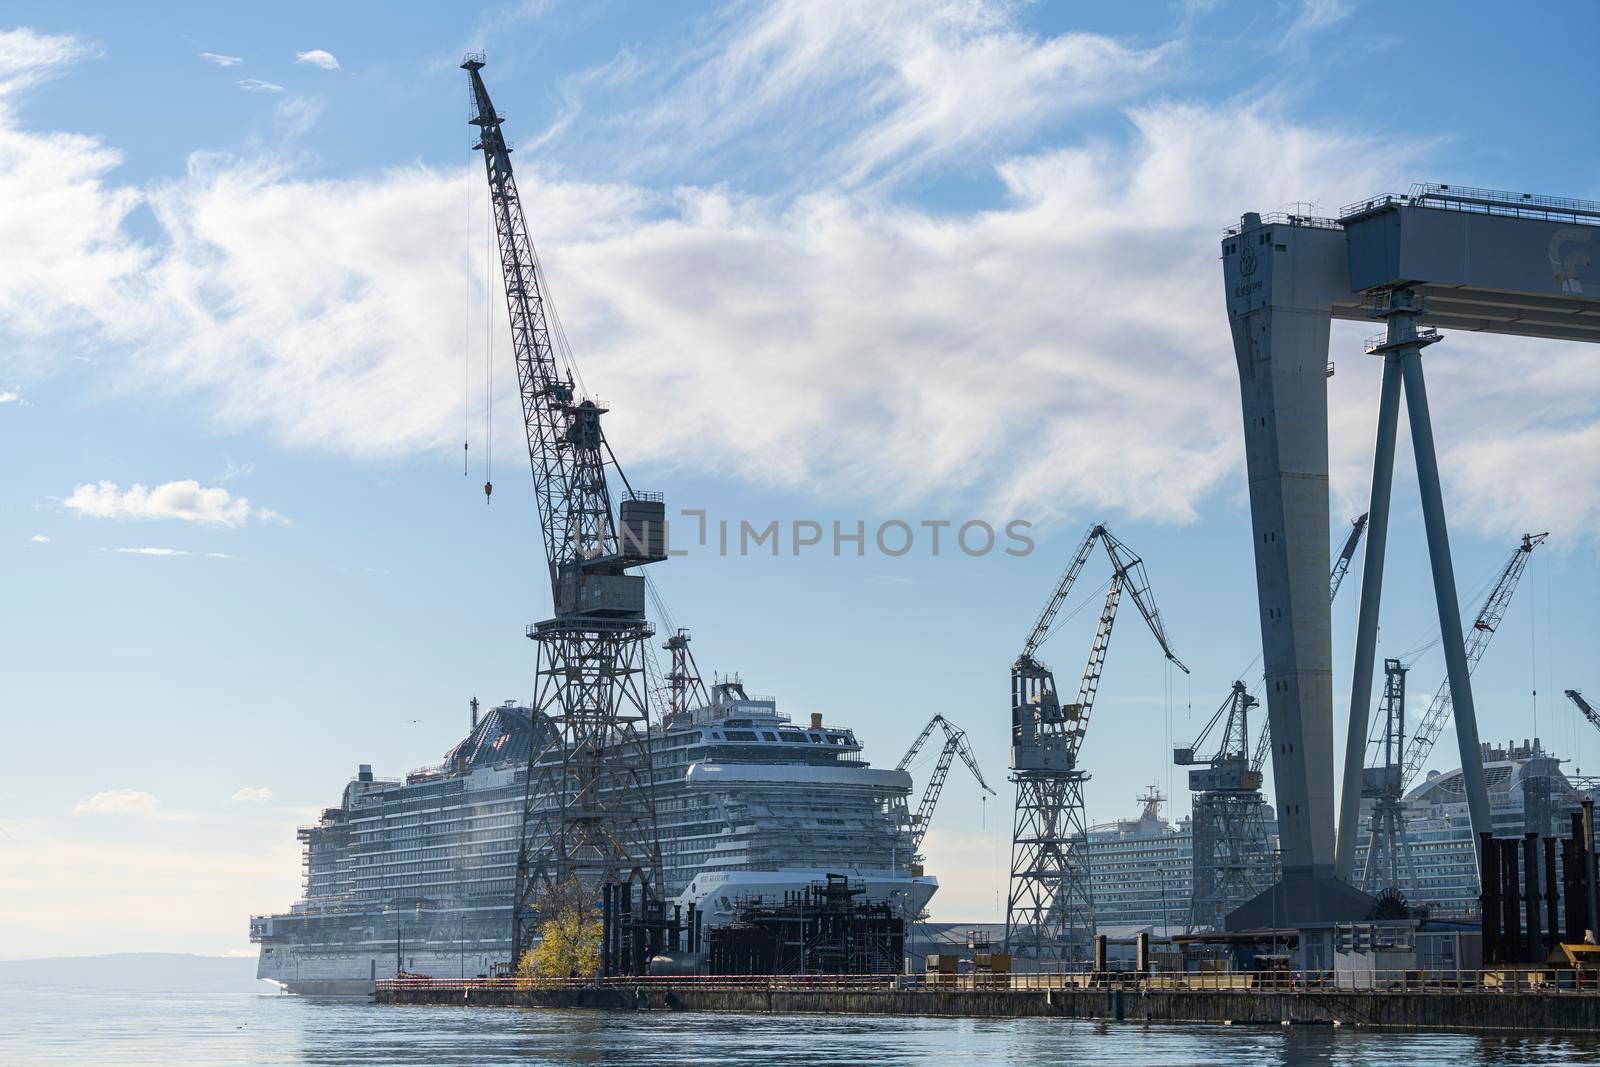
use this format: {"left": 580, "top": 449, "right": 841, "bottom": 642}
{"left": 464, "top": 56, "right": 667, "bottom": 971}
{"left": 1007, "top": 525, "right": 1185, "bottom": 964}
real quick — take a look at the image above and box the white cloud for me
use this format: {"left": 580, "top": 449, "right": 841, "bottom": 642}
{"left": 63, "top": 480, "right": 282, "bottom": 526}
{"left": 198, "top": 52, "right": 241, "bottom": 67}
{"left": 29, "top": 533, "right": 48, "bottom": 543}
{"left": 113, "top": 546, "right": 190, "bottom": 556}
{"left": 72, "top": 789, "right": 164, "bottom": 818}
{"left": 602, "top": 1, "right": 1174, "bottom": 190}
{"left": 0, "top": 16, "right": 1594, "bottom": 546}
{"left": 293, "top": 49, "right": 339, "bottom": 71}
{"left": 230, "top": 786, "right": 273, "bottom": 804}
{"left": 1283, "top": 0, "right": 1352, "bottom": 47}
{"left": 236, "top": 78, "right": 282, "bottom": 93}
{"left": 0, "top": 27, "right": 95, "bottom": 96}
{"left": 206, "top": 551, "right": 234, "bottom": 559}
{"left": 0, "top": 390, "right": 17, "bottom": 402}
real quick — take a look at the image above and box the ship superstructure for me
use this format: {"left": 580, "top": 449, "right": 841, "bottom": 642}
{"left": 251, "top": 686, "right": 927, "bottom": 994}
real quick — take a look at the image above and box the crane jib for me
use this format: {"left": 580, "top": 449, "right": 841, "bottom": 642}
{"left": 464, "top": 58, "right": 668, "bottom": 620}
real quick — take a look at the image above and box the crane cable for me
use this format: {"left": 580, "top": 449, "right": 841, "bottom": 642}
{"left": 484, "top": 183, "right": 494, "bottom": 502}
{"left": 464, "top": 149, "right": 471, "bottom": 478}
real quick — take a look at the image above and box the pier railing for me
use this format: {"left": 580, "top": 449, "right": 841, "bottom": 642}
{"left": 377, "top": 969, "right": 1600, "bottom": 996}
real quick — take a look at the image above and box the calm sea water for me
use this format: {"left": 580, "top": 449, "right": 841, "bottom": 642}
{"left": 5, "top": 983, "right": 1600, "bottom": 1066}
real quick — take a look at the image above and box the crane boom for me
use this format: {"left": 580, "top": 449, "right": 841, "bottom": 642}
{"left": 900, "top": 715, "right": 994, "bottom": 849}
{"left": 1398, "top": 532, "right": 1548, "bottom": 787}
{"left": 1019, "top": 524, "right": 1188, "bottom": 673}
{"left": 1568, "top": 690, "right": 1599, "bottom": 734}
{"left": 1020, "top": 526, "right": 1099, "bottom": 660}
{"left": 1330, "top": 513, "right": 1370, "bottom": 603}
{"left": 465, "top": 60, "right": 623, "bottom": 589}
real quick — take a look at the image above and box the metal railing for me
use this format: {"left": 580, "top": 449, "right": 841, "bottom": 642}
{"left": 1340, "top": 184, "right": 1600, "bottom": 227}
{"left": 1221, "top": 212, "right": 1343, "bottom": 237}
{"left": 377, "top": 968, "right": 1600, "bottom": 996}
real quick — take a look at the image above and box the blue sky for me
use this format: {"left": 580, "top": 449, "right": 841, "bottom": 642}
{"left": 1, "top": 0, "right": 1596, "bottom": 958}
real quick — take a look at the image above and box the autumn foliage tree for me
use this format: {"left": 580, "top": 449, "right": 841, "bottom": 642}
{"left": 516, "top": 876, "right": 602, "bottom": 980}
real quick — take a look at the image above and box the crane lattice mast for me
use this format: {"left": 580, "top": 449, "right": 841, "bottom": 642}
{"left": 464, "top": 55, "right": 670, "bottom": 974}
{"left": 1006, "top": 524, "right": 1186, "bottom": 964}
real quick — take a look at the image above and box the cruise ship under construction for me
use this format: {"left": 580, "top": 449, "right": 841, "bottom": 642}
{"left": 251, "top": 681, "right": 931, "bottom": 995}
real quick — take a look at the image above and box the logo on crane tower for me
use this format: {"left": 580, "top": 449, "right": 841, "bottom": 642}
{"left": 1239, "top": 240, "right": 1258, "bottom": 277}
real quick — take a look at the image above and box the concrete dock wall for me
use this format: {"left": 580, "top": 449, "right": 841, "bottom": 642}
{"left": 376, "top": 981, "right": 1600, "bottom": 1033}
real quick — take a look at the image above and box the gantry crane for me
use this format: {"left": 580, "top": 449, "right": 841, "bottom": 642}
{"left": 464, "top": 55, "right": 671, "bottom": 973}
{"left": 1176, "top": 515, "right": 1365, "bottom": 927}
{"left": 898, "top": 715, "right": 994, "bottom": 851}
{"left": 1007, "top": 524, "right": 1186, "bottom": 964}
{"left": 1175, "top": 682, "right": 1274, "bottom": 930}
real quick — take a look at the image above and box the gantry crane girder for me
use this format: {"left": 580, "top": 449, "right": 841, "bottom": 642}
{"left": 898, "top": 715, "right": 994, "bottom": 851}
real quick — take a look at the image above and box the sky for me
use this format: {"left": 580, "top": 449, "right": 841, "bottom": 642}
{"left": 1, "top": 0, "right": 1596, "bottom": 960}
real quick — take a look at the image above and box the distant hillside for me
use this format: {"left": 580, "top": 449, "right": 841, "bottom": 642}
{"left": 0, "top": 953, "right": 269, "bottom": 993}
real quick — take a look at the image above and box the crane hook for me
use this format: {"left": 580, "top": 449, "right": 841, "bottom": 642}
{"left": 484, "top": 480, "right": 493, "bottom": 503}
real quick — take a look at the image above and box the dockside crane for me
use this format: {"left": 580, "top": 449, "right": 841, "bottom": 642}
{"left": 1176, "top": 682, "right": 1274, "bottom": 929}
{"left": 1007, "top": 524, "right": 1186, "bottom": 964}
{"left": 1349, "top": 532, "right": 1548, "bottom": 895}
{"left": 898, "top": 715, "right": 994, "bottom": 851}
{"left": 464, "top": 55, "right": 672, "bottom": 974}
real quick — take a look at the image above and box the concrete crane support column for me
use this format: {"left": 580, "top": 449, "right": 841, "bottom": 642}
{"left": 1224, "top": 215, "right": 1343, "bottom": 883}
{"left": 1398, "top": 339, "right": 1493, "bottom": 857}
{"left": 1334, "top": 345, "right": 1403, "bottom": 879}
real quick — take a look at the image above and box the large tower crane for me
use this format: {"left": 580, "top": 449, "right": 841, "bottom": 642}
{"left": 464, "top": 55, "right": 670, "bottom": 973}
{"left": 1006, "top": 524, "right": 1186, "bottom": 964}
{"left": 898, "top": 715, "right": 994, "bottom": 851}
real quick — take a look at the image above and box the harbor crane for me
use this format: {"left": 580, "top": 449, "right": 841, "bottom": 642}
{"left": 897, "top": 715, "right": 994, "bottom": 851}
{"left": 1176, "top": 682, "right": 1274, "bottom": 930}
{"left": 1350, "top": 532, "right": 1548, "bottom": 894}
{"left": 1007, "top": 524, "right": 1186, "bottom": 964}
{"left": 1358, "top": 659, "right": 1419, "bottom": 896}
{"left": 464, "top": 55, "right": 670, "bottom": 973}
